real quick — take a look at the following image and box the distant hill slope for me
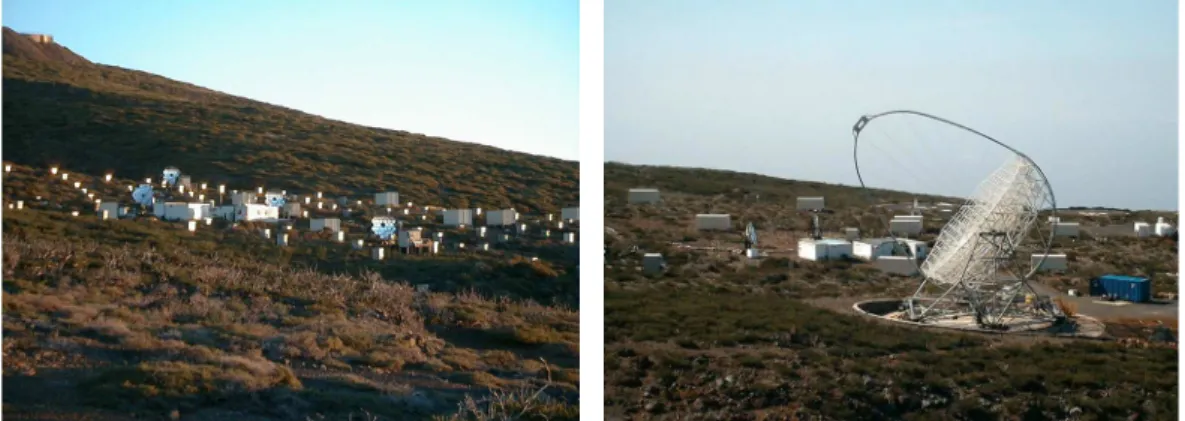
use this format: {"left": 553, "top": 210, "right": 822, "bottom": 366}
{"left": 1, "top": 27, "right": 577, "bottom": 212}
{"left": 604, "top": 161, "right": 961, "bottom": 207}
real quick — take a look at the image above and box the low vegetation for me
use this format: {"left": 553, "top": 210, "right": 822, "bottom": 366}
{"left": 605, "top": 164, "right": 1178, "bottom": 420}
{"left": 1, "top": 28, "right": 581, "bottom": 419}
{"left": 3, "top": 206, "right": 579, "bottom": 420}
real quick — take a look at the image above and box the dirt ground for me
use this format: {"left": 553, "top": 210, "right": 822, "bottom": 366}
{"left": 1027, "top": 280, "right": 1179, "bottom": 320}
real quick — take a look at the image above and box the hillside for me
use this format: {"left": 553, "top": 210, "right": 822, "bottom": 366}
{"left": 1, "top": 161, "right": 581, "bottom": 420}
{"left": 1, "top": 27, "right": 577, "bottom": 212}
{"left": 605, "top": 161, "right": 962, "bottom": 208}
{"left": 1, "top": 27, "right": 581, "bottom": 420}
{"left": 3, "top": 206, "right": 579, "bottom": 420}
{"left": 603, "top": 163, "right": 1178, "bottom": 420}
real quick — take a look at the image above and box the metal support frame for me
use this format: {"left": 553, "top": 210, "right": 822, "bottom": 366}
{"left": 853, "top": 111, "right": 1061, "bottom": 329}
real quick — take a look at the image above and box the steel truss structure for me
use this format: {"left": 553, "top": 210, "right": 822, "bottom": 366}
{"left": 853, "top": 111, "right": 1063, "bottom": 329}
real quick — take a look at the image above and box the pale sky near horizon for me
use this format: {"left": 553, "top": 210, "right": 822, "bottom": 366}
{"left": 606, "top": 0, "right": 1178, "bottom": 210}
{"left": 3, "top": 0, "right": 579, "bottom": 160}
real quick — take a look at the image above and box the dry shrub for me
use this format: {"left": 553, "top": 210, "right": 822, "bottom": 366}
{"left": 481, "top": 350, "right": 518, "bottom": 369}
{"left": 456, "top": 371, "right": 505, "bottom": 389}
{"left": 81, "top": 353, "right": 302, "bottom": 408}
{"left": 439, "top": 360, "right": 577, "bottom": 421}
{"left": 81, "top": 318, "right": 134, "bottom": 341}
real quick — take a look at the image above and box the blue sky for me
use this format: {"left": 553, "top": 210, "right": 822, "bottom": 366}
{"left": 607, "top": 0, "right": 1178, "bottom": 210}
{"left": 4, "top": 0, "right": 579, "bottom": 160}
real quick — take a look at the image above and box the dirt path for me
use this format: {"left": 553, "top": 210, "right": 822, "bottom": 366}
{"left": 1027, "top": 281, "right": 1178, "bottom": 321}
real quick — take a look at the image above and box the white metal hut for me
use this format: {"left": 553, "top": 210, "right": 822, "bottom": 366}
{"left": 1155, "top": 217, "right": 1176, "bottom": 237}
{"left": 796, "top": 196, "right": 825, "bottom": 211}
{"left": 375, "top": 191, "right": 400, "bottom": 206}
{"left": 1031, "top": 253, "right": 1068, "bottom": 272}
{"left": 311, "top": 218, "right": 342, "bottom": 233}
{"left": 283, "top": 202, "right": 302, "bottom": 218}
{"left": 485, "top": 209, "right": 517, "bottom": 227}
{"left": 235, "top": 203, "right": 279, "bottom": 221}
{"left": 561, "top": 207, "right": 579, "bottom": 222}
{"left": 852, "top": 238, "right": 896, "bottom": 261}
{"left": 642, "top": 253, "right": 665, "bottom": 274}
{"left": 1051, "top": 221, "right": 1079, "bottom": 238}
{"left": 797, "top": 238, "right": 853, "bottom": 261}
{"left": 1134, "top": 222, "right": 1153, "bottom": 238}
{"left": 695, "top": 214, "right": 731, "bottom": 231}
{"left": 98, "top": 202, "right": 130, "bottom": 219}
{"left": 160, "top": 202, "right": 211, "bottom": 221}
{"left": 889, "top": 216, "right": 923, "bottom": 237}
{"left": 443, "top": 209, "right": 474, "bottom": 227}
{"left": 627, "top": 188, "right": 661, "bottom": 204}
{"left": 898, "top": 239, "right": 929, "bottom": 260}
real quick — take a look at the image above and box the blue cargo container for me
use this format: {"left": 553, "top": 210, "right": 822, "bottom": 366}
{"left": 1089, "top": 275, "right": 1151, "bottom": 303}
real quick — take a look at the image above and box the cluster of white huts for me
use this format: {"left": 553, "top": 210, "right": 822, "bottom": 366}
{"left": 8, "top": 165, "right": 580, "bottom": 254}
{"left": 1132, "top": 217, "right": 1175, "bottom": 238}
{"left": 624, "top": 188, "right": 1093, "bottom": 277}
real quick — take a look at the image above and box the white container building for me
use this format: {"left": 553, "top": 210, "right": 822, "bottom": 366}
{"left": 852, "top": 238, "right": 896, "bottom": 261}
{"left": 561, "top": 207, "right": 579, "bottom": 222}
{"left": 627, "top": 188, "right": 661, "bottom": 204}
{"left": 1051, "top": 222, "right": 1079, "bottom": 238}
{"left": 889, "top": 218, "right": 923, "bottom": 237}
{"left": 843, "top": 227, "right": 860, "bottom": 241}
{"left": 485, "top": 209, "right": 516, "bottom": 227}
{"left": 1134, "top": 222, "right": 1153, "bottom": 238}
{"left": 695, "top": 214, "right": 732, "bottom": 231}
{"left": 798, "top": 238, "right": 852, "bottom": 261}
{"left": 98, "top": 202, "right": 129, "bottom": 219}
{"left": 443, "top": 209, "right": 474, "bottom": 227}
{"left": 235, "top": 204, "right": 280, "bottom": 221}
{"left": 1031, "top": 254, "right": 1068, "bottom": 272}
{"left": 375, "top": 191, "right": 400, "bottom": 206}
{"left": 898, "top": 239, "right": 929, "bottom": 259}
{"left": 642, "top": 253, "right": 665, "bottom": 274}
{"left": 283, "top": 203, "right": 302, "bottom": 218}
{"left": 1155, "top": 217, "right": 1176, "bottom": 237}
{"left": 160, "top": 202, "right": 212, "bottom": 221}
{"left": 796, "top": 196, "right": 825, "bottom": 211}
{"left": 311, "top": 218, "right": 342, "bottom": 233}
